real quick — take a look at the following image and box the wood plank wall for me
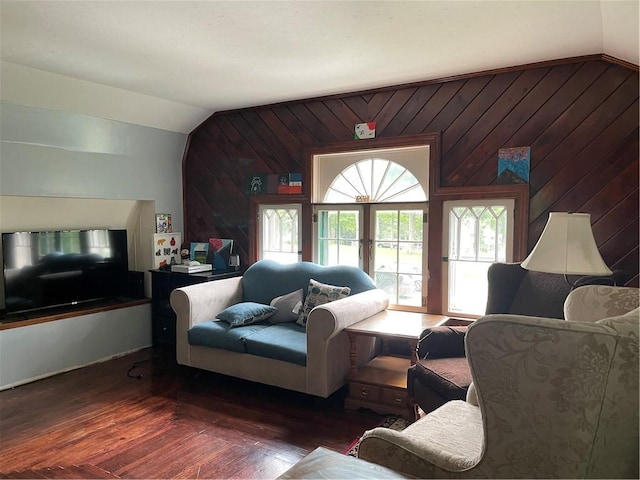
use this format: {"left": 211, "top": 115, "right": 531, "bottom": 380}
{"left": 183, "top": 56, "right": 639, "bottom": 288}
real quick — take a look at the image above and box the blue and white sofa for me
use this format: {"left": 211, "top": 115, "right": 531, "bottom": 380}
{"left": 170, "top": 260, "right": 388, "bottom": 397}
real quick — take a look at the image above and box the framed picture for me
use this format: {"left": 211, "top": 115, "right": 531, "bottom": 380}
{"left": 189, "top": 242, "right": 209, "bottom": 264}
{"left": 497, "top": 147, "right": 530, "bottom": 184}
{"left": 153, "top": 233, "right": 181, "bottom": 269}
{"left": 155, "top": 213, "right": 172, "bottom": 233}
{"left": 207, "top": 238, "right": 234, "bottom": 271}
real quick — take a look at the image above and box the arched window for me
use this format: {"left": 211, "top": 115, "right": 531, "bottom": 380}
{"left": 312, "top": 145, "right": 429, "bottom": 310}
{"left": 324, "top": 158, "right": 426, "bottom": 203}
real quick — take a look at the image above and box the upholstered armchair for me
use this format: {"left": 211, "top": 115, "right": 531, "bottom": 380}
{"left": 408, "top": 264, "right": 633, "bottom": 415}
{"left": 408, "top": 263, "right": 573, "bottom": 415}
{"left": 564, "top": 284, "right": 639, "bottom": 322}
{"left": 358, "top": 305, "right": 640, "bottom": 478}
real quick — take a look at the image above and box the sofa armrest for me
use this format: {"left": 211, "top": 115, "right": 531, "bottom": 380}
{"left": 170, "top": 276, "right": 243, "bottom": 364}
{"left": 305, "top": 288, "right": 389, "bottom": 397}
{"left": 307, "top": 288, "right": 389, "bottom": 339}
{"left": 170, "top": 276, "right": 243, "bottom": 329}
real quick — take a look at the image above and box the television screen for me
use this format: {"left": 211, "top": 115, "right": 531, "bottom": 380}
{"left": 2, "top": 229, "right": 128, "bottom": 315}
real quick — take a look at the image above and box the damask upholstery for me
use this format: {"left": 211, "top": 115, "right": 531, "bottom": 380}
{"left": 358, "top": 308, "right": 640, "bottom": 479}
{"left": 408, "top": 266, "right": 633, "bottom": 415}
{"left": 564, "top": 284, "right": 639, "bottom": 322}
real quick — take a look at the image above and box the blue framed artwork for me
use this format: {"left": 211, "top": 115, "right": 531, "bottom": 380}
{"left": 497, "top": 147, "right": 530, "bottom": 184}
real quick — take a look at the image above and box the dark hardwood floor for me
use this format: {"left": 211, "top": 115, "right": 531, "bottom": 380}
{"left": 0, "top": 346, "right": 384, "bottom": 479}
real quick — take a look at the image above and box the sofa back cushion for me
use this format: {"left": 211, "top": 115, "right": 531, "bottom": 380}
{"left": 242, "top": 259, "right": 376, "bottom": 305}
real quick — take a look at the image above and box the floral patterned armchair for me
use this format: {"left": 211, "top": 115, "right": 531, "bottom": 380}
{"left": 564, "top": 284, "right": 639, "bottom": 323}
{"left": 358, "top": 293, "right": 639, "bottom": 478}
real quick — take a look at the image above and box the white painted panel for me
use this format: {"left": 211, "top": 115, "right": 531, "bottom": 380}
{"left": 0, "top": 62, "right": 209, "bottom": 134}
{"left": 0, "top": 303, "right": 152, "bottom": 390}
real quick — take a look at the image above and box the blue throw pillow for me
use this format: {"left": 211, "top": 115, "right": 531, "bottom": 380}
{"left": 217, "top": 302, "right": 277, "bottom": 327}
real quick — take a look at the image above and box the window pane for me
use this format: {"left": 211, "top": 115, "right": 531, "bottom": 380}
{"left": 444, "top": 199, "right": 514, "bottom": 317}
{"left": 260, "top": 205, "right": 300, "bottom": 264}
{"left": 325, "top": 158, "right": 426, "bottom": 203}
{"left": 317, "top": 209, "right": 360, "bottom": 267}
{"left": 373, "top": 208, "right": 424, "bottom": 308}
{"left": 448, "top": 260, "right": 490, "bottom": 315}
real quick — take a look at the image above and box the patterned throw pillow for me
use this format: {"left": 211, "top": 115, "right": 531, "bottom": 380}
{"left": 269, "top": 289, "right": 304, "bottom": 323}
{"left": 296, "top": 279, "right": 351, "bottom": 327}
{"left": 216, "top": 302, "right": 277, "bottom": 327}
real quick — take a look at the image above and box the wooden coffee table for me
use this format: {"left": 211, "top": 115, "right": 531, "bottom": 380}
{"left": 344, "top": 310, "right": 448, "bottom": 420}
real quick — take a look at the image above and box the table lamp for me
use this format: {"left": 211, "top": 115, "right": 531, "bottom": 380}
{"left": 521, "top": 212, "right": 612, "bottom": 284}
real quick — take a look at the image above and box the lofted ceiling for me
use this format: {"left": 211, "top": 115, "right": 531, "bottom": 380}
{"left": 1, "top": 0, "right": 638, "bottom": 134}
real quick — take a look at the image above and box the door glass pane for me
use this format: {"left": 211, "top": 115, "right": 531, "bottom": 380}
{"left": 373, "top": 208, "right": 423, "bottom": 307}
{"left": 316, "top": 209, "right": 360, "bottom": 267}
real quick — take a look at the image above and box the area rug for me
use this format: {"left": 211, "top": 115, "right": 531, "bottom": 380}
{"left": 343, "top": 415, "right": 408, "bottom": 457}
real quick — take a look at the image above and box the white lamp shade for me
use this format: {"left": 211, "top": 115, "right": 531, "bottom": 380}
{"left": 522, "top": 212, "right": 612, "bottom": 276}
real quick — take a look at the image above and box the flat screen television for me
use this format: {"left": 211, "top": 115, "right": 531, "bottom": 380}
{"left": 2, "top": 229, "right": 129, "bottom": 315}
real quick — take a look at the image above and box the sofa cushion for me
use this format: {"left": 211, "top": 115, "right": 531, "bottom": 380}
{"left": 243, "top": 323, "right": 308, "bottom": 366}
{"left": 241, "top": 259, "right": 375, "bottom": 305}
{"left": 217, "top": 302, "right": 277, "bottom": 327}
{"left": 188, "top": 321, "right": 270, "bottom": 352}
{"left": 269, "top": 289, "right": 304, "bottom": 323}
{"left": 296, "top": 278, "right": 351, "bottom": 327}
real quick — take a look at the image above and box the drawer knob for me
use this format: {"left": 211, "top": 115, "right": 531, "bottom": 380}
{"left": 394, "top": 396, "right": 403, "bottom": 404}
{"left": 360, "top": 388, "right": 369, "bottom": 398}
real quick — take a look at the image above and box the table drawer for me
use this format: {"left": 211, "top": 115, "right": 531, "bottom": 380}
{"left": 349, "top": 382, "right": 381, "bottom": 402}
{"left": 381, "top": 387, "right": 407, "bottom": 407}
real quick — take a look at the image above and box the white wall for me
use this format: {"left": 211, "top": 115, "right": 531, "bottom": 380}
{"left": 0, "top": 100, "right": 188, "bottom": 389}
{"left": 0, "top": 304, "right": 152, "bottom": 390}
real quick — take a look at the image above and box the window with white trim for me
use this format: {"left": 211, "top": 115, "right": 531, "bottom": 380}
{"left": 442, "top": 199, "right": 514, "bottom": 317}
{"left": 313, "top": 145, "right": 429, "bottom": 310}
{"left": 257, "top": 204, "right": 301, "bottom": 264}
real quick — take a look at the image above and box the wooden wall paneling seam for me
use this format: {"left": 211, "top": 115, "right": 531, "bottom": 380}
{"left": 611, "top": 246, "right": 639, "bottom": 285}
{"left": 305, "top": 101, "right": 349, "bottom": 141}
{"left": 472, "top": 63, "right": 609, "bottom": 187}
{"left": 528, "top": 106, "right": 639, "bottom": 227}
{"left": 461, "top": 66, "right": 579, "bottom": 187}
{"left": 531, "top": 132, "right": 639, "bottom": 235}
{"left": 598, "top": 219, "right": 640, "bottom": 273}
{"left": 439, "top": 72, "right": 520, "bottom": 160}
{"left": 442, "top": 68, "right": 550, "bottom": 186}
{"left": 238, "top": 110, "right": 300, "bottom": 168}
{"left": 224, "top": 112, "right": 291, "bottom": 173}
{"left": 364, "top": 91, "right": 395, "bottom": 119}
{"left": 255, "top": 109, "right": 304, "bottom": 162}
{"left": 470, "top": 63, "right": 585, "bottom": 187}
{"left": 421, "top": 76, "right": 493, "bottom": 145}
{"left": 187, "top": 136, "right": 251, "bottom": 242}
{"left": 410, "top": 80, "right": 466, "bottom": 135}
{"left": 323, "top": 98, "right": 366, "bottom": 132}
{"left": 592, "top": 188, "right": 640, "bottom": 248}
{"left": 440, "top": 73, "right": 530, "bottom": 183}
{"left": 528, "top": 67, "right": 636, "bottom": 196}
{"left": 400, "top": 84, "right": 445, "bottom": 136}
{"left": 287, "top": 103, "right": 336, "bottom": 145}
{"left": 341, "top": 95, "right": 369, "bottom": 121}
{"left": 384, "top": 84, "right": 440, "bottom": 137}
{"left": 369, "top": 87, "right": 418, "bottom": 136}
{"left": 582, "top": 161, "right": 640, "bottom": 223}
